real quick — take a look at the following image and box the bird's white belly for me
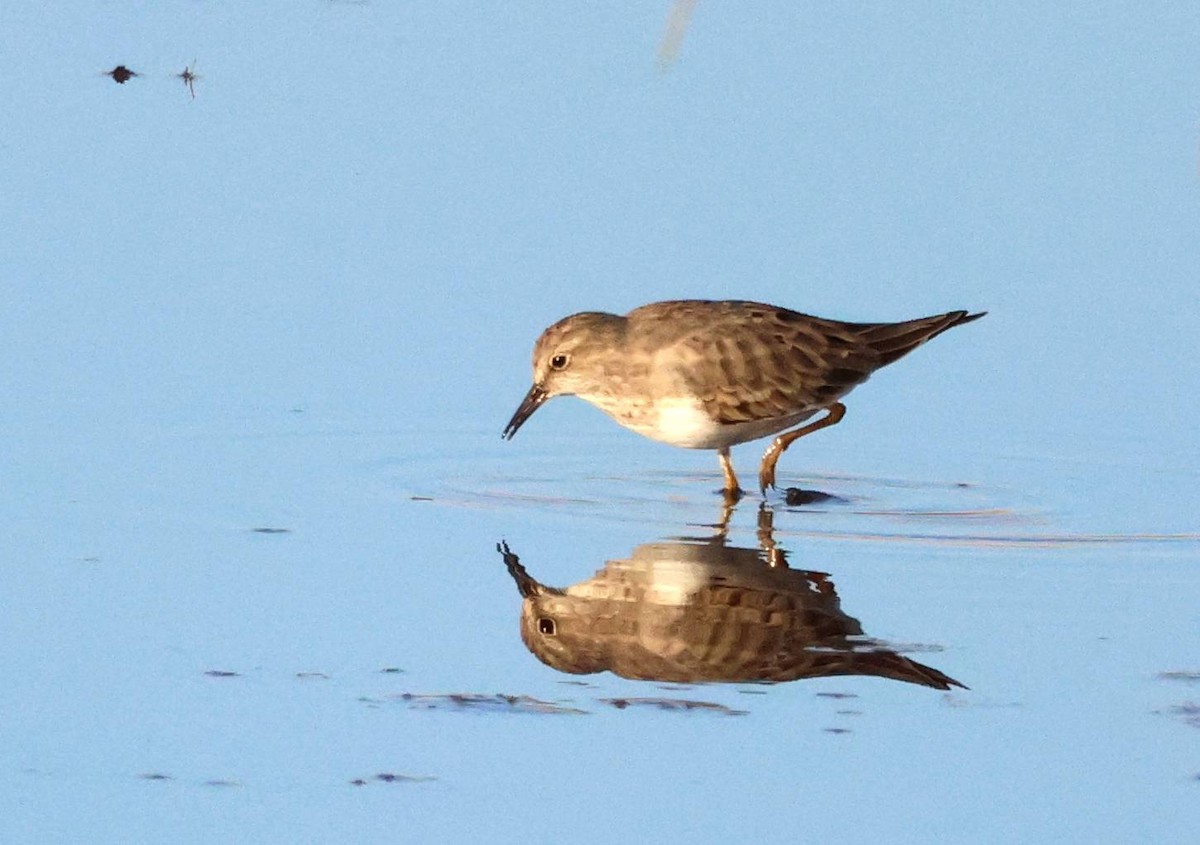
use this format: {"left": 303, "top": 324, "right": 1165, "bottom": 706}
{"left": 617, "top": 396, "right": 815, "bottom": 450}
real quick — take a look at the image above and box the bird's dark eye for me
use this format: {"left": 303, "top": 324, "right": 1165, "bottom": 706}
{"left": 537, "top": 617, "right": 556, "bottom": 635}
{"left": 550, "top": 354, "right": 569, "bottom": 371}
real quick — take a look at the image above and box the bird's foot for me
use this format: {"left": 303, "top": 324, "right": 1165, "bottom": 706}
{"left": 718, "top": 486, "right": 745, "bottom": 504}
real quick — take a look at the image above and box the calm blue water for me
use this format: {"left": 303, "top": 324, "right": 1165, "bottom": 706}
{"left": 2, "top": 413, "right": 1197, "bottom": 842}
{"left": 2, "top": 3, "right": 1198, "bottom": 843}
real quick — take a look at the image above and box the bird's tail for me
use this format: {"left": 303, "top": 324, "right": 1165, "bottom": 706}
{"left": 854, "top": 310, "right": 986, "bottom": 367}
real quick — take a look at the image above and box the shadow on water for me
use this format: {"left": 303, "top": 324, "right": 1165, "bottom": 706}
{"left": 497, "top": 506, "right": 965, "bottom": 692}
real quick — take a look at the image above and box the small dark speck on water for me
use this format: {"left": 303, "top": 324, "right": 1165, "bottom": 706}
{"left": 139, "top": 772, "right": 173, "bottom": 781}
{"left": 600, "top": 697, "right": 747, "bottom": 716}
{"left": 106, "top": 65, "right": 139, "bottom": 83}
{"left": 824, "top": 728, "right": 852, "bottom": 735}
{"left": 204, "top": 670, "right": 240, "bottom": 678}
{"left": 204, "top": 779, "right": 241, "bottom": 788}
{"left": 251, "top": 527, "right": 291, "bottom": 534}
{"left": 1158, "top": 671, "right": 1200, "bottom": 683}
{"left": 816, "top": 692, "right": 858, "bottom": 699}
{"left": 410, "top": 496, "right": 434, "bottom": 502}
{"left": 380, "top": 667, "right": 405, "bottom": 674}
{"left": 351, "top": 773, "right": 435, "bottom": 785}
{"left": 296, "top": 672, "right": 329, "bottom": 680}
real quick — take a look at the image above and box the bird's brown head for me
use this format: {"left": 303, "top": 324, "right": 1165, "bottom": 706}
{"left": 518, "top": 596, "right": 612, "bottom": 675}
{"left": 502, "top": 311, "right": 625, "bottom": 440}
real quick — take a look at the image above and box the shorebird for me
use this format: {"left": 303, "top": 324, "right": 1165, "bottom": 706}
{"left": 503, "top": 300, "right": 984, "bottom": 498}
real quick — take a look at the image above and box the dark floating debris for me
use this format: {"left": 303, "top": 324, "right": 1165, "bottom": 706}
{"left": 816, "top": 692, "right": 859, "bottom": 700}
{"left": 204, "top": 670, "right": 240, "bottom": 678}
{"left": 105, "top": 65, "right": 139, "bottom": 84}
{"left": 601, "top": 697, "right": 747, "bottom": 716}
{"left": 350, "top": 773, "right": 434, "bottom": 786}
{"left": 394, "top": 692, "right": 587, "bottom": 716}
{"left": 410, "top": 496, "right": 434, "bottom": 502}
{"left": 377, "top": 772, "right": 433, "bottom": 783}
{"left": 296, "top": 672, "right": 330, "bottom": 680}
{"left": 379, "top": 667, "right": 405, "bottom": 674}
{"left": 1157, "top": 701, "right": 1200, "bottom": 728}
{"left": 823, "top": 727, "right": 852, "bottom": 735}
{"left": 1157, "top": 671, "right": 1200, "bottom": 683}
{"left": 251, "top": 527, "right": 291, "bottom": 534}
{"left": 138, "top": 772, "right": 173, "bottom": 781}
{"left": 175, "top": 60, "right": 200, "bottom": 99}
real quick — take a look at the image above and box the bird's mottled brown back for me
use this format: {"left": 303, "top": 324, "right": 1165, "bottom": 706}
{"left": 625, "top": 301, "right": 980, "bottom": 425}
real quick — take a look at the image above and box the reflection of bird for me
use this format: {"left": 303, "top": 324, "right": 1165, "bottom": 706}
{"left": 503, "top": 301, "right": 984, "bottom": 498}
{"left": 498, "top": 540, "right": 965, "bottom": 690}
{"left": 104, "top": 65, "right": 139, "bottom": 84}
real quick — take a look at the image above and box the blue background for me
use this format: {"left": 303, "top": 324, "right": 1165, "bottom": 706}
{"left": 2, "top": 3, "right": 1198, "bottom": 842}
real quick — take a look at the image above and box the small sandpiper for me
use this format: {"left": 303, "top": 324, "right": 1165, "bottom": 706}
{"left": 503, "top": 300, "right": 984, "bottom": 499}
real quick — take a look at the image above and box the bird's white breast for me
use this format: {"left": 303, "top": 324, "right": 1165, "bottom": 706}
{"left": 585, "top": 393, "right": 816, "bottom": 450}
{"left": 649, "top": 396, "right": 728, "bottom": 448}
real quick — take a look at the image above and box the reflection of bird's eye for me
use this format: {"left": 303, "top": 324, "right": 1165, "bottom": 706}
{"left": 537, "top": 617, "right": 556, "bottom": 635}
{"left": 550, "top": 354, "right": 569, "bottom": 371}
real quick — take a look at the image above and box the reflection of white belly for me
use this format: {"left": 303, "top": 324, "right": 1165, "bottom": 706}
{"left": 618, "top": 396, "right": 818, "bottom": 450}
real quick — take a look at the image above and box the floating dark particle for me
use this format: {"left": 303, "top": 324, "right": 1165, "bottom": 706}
{"left": 175, "top": 61, "right": 200, "bottom": 99}
{"left": 105, "top": 65, "right": 139, "bottom": 84}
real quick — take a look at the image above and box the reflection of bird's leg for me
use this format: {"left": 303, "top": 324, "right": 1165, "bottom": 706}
{"left": 711, "top": 495, "right": 737, "bottom": 543}
{"left": 758, "top": 403, "right": 846, "bottom": 493}
{"left": 717, "top": 446, "right": 742, "bottom": 501}
{"left": 756, "top": 504, "right": 788, "bottom": 568}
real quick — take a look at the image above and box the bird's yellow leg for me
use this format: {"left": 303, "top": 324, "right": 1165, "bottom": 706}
{"left": 718, "top": 446, "right": 743, "bottom": 502}
{"left": 758, "top": 402, "right": 846, "bottom": 493}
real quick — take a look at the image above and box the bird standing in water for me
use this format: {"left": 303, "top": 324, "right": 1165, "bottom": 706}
{"left": 503, "top": 300, "right": 984, "bottom": 499}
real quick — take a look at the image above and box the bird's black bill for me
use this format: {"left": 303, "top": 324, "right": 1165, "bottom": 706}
{"left": 502, "top": 384, "right": 547, "bottom": 440}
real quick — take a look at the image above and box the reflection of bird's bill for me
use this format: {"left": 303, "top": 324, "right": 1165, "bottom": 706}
{"left": 498, "top": 541, "right": 552, "bottom": 598}
{"left": 502, "top": 384, "right": 547, "bottom": 440}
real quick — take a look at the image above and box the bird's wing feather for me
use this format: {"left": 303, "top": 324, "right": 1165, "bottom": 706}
{"left": 650, "top": 303, "right": 878, "bottom": 424}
